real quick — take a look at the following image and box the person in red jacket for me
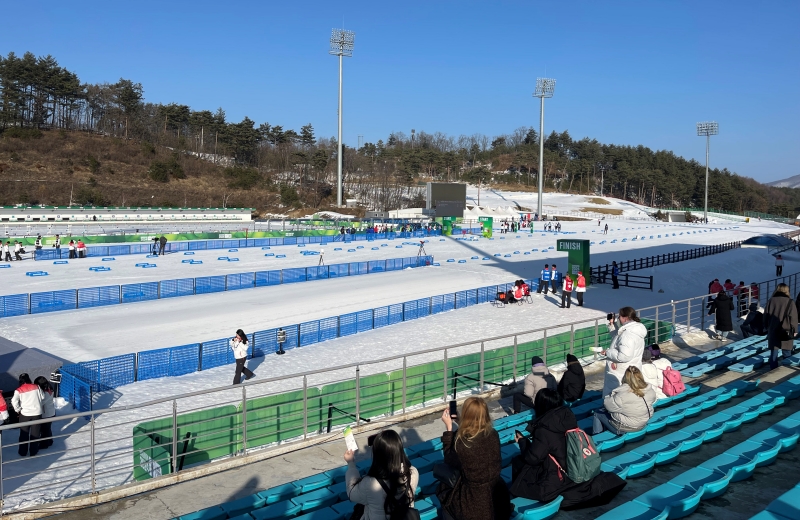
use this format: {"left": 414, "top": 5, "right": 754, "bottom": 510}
{"left": 575, "top": 272, "right": 586, "bottom": 307}
{"left": 561, "top": 274, "right": 574, "bottom": 308}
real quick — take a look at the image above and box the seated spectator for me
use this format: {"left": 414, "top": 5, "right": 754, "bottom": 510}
{"left": 640, "top": 348, "right": 673, "bottom": 400}
{"left": 511, "top": 389, "right": 627, "bottom": 508}
{"left": 557, "top": 354, "right": 585, "bottom": 403}
{"left": 437, "top": 397, "right": 512, "bottom": 520}
{"left": 521, "top": 280, "right": 530, "bottom": 296}
{"left": 513, "top": 282, "right": 524, "bottom": 300}
{"left": 592, "top": 366, "right": 656, "bottom": 435}
{"left": 505, "top": 290, "right": 518, "bottom": 304}
{"left": 345, "top": 429, "right": 418, "bottom": 520}
{"left": 513, "top": 356, "right": 557, "bottom": 414}
{"left": 740, "top": 303, "right": 765, "bottom": 338}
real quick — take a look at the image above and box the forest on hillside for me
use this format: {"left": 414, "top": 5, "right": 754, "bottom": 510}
{"left": 0, "top": 51, "right": 797, "bottom": 216}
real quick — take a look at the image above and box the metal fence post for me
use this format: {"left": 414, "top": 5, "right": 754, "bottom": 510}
{"left": 479, "top": 342, "right": 485, "bottom": 392}
{"left": 687, "top": 300, "right": 692, "bottom": 332}
{"left": 402, "top": 356, "right": 407, "bottom": 414}
{"left": 671, "top": 300, "right": 676, "bottom": 331}
{"left": 443, "top": 349, "right": 448, "bottom": 402}
{"left": 355, "top": 366, "right": 361, "bottom": 426}
{"left": 242, "top": 386, "right": 248, "bottom": 454}
{"left": 303, "top": 375, "right": 308, "bottom": 439}
{"left": 542, "top": 330, "right": 548, "bottom": 365}
{"left": 90, "top": 413, "right": 96, "bottom": 491}
{"left": 171, "top": 400, "right": 179, "bottom": 470}
{"left": 513, "top": 336, "right": 518, "bottom": 381}
{"left": 569, "top": 324, "right": 574, "bottom": 355}
{"left": 655, "top": 307, "right": 660, "bottom": 342}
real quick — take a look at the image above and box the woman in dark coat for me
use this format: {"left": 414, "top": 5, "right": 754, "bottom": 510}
{"left": 511, "top": 389, "right": 626, "bottom": 509}
{"left": 557, "top": 354, "right": 585, "bottom": 403}
{"left": 712, "top": 291, "right": 734, "bottom": 340}
{"left": 437, "top": 397, "right": 512, "bottom": 520}
{"left": 765, "top": 283, "right": 798, "bottom": 369}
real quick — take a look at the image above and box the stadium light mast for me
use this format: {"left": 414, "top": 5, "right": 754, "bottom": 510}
{"left": 533, "top": 78, "right": 556, "bottom": 220}
{"left": 330, "top": 28, "right": 355, "bottom": 207}
{"left": 696, "top": 121, "right": 718, "bottom": 224}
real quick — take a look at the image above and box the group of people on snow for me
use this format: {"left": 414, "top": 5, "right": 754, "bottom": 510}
{"left": 1, "top": 373, "right": 56, "bottom": 457}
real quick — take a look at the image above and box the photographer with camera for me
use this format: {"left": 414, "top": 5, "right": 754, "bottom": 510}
{"left": 601, "top": 307, "right": 647, "bottom": 397}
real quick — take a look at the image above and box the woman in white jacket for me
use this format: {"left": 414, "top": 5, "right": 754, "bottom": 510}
{"left": 345, "top": 429, "right": 418, "bottom": 519}
{"left": 230, "top": 329, "right": 255, "bottom": 385}
{"left": 602, "top": 307, "right": 648, "bottom": 396}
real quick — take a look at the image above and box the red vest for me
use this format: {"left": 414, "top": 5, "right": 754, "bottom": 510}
{"left": 564, "top": 278, "right": 574, "bottom": 291}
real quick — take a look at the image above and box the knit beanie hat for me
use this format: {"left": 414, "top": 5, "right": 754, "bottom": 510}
{"left": 531, "top": 356, "right": 544, "bottom": 367}
{"left": 566, "top": 354, "right": 579, "bottom": 364}
{"left": 642, "top": 349, "right": 652, "bottom": 363}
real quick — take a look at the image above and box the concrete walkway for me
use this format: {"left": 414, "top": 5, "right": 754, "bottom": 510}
{"left": 51, "top": 334, "right": 800, "bottom": 520}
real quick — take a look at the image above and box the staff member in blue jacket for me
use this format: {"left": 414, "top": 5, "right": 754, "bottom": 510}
{"left": 550, "top": 265, "right": 560, "bottom": 295}
{"left": 537, "top": 264, "right": 551, "bottom": 294}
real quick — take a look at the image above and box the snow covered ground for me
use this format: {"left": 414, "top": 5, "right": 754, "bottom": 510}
{"left": 0, "top": 190, "right": 796, "bottom": 511}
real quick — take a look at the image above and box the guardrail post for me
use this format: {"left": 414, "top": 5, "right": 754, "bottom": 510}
{"left": 90, "top": 413, "right": 97, "bottom": 491}
{"left": 171, "top": 400, "right": 178, "bottom": 471}
{"left": 513, "top": 335, "right": 518, "bottom": 381}
{"left": 302, "top": 375, "right": 308, "bottom": 439}
{"left": 242, "top": 386, "right": 248, "bottom": 454}
{"left": 402, "top": 356, "right": 407, "bottom": 414}
{"left": 443, "top": 349, "right": 448, "bottom": 403}
{"left": 542, "top": 330, "right": 548, "bottom": 365}
{"left": 569, "top": 324, "right": 575, "bottom": 355}
{"left": 650, "top": 276, "right": 653, "bottom": 291}
{"left": 593, "top": 319, "right": 599, "bottom": 359}
{"left": 479, "top": 342, "right": 485, "bottom": 392}
{"left": 686, "top": 300, "right": 692, "bottom": 332}
{"left": 671, "top": 300, "right": 676, "bottom": 331}
{"left": 655, "top": 307, "right": 660, "bottom": 342}
{"left": 355, "top": 366, "right": 361, "bottom": 426}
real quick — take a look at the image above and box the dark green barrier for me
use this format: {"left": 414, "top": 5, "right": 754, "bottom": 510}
{"left": 133, "top": 320, "right": 672, "bottom": 479}
{"left": 133, "top": 404, "right": 239, "bottom": 480}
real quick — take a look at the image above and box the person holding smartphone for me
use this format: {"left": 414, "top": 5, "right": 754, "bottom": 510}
{"left": 601, "top": 307, "right": 647, "bottom": 397}
{"left": 437, "top": 397, "right": 512, "bottom": 520}
{"left": 230, "top": 329, "right": 255, "bottom": 385}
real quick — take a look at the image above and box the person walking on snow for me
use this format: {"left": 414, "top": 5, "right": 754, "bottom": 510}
{"left": 537, "top": 264, "right": 551, "bottom": 295}
{"left": 604, "top": 223, "right": 609, "bottom": 235}
{"left": 231, "top": 329, "right": 255, "bottom": 384}
{"left": 775, "top": 254, "right": 784, "bottom": 277}
{"left": 575, "top": 271, "right": 586, "bottom": 306}
{"left": 561, "top": 274, "right": 574, "bottom": 308}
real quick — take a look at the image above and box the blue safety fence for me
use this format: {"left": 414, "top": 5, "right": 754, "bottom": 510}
{"left": 0, "top": 255, "right": 434, "bottom": 318}
{"left": 34, "top": 230, "right": 442, "bottom": 261}
{"left": 58, "top": 277, "right": 541, "bottom": 408}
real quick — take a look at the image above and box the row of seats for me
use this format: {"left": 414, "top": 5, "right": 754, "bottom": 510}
{"left": 680, "top": 340, "right": 770, "bottom": 378}
{"left": 176, "top": 376, "right": 800, "bottom": 520}
{"left": 729, "top": 341, "right": 800, "bottom": 373}
{"left": 750, "top": 480, "right": 800, "bottom": 520}
{"left": 672, "top": 336, "right": 765, "bottom": 371}
{"left": 597, "top": 379, "right": 800, "bottom": 519}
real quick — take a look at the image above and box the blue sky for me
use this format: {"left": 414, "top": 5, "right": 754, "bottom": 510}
{"left": 2, "top": 1, "right": 798, "bottom": 183}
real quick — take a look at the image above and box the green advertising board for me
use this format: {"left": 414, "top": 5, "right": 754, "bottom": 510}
{"left": 478, "top": 216, "right": 493, "bottom": 238}
{"left": 557, "top": 239, "right": 590, "bottom": 286}
{"left": 441, "top": 216, "right": 457, "bottom": 236}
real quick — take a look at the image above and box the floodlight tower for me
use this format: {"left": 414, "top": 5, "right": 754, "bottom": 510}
{"left": 533, "top": 78, "right": 556, "bottom": 220}
{"left": 330, "top": 28, "right": 355, "bottom": 207}
{"left": 696, "top": 121, "right": 719, "bottom": 224}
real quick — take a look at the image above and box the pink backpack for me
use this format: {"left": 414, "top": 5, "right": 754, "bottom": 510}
{"left": 662, "top": 367, "right": 685, "bottom": 396}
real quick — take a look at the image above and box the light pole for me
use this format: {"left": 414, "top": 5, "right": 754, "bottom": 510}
{"left": 599, "top": 165, "right": 605, "bottom": 196}
{"left": 533, "top": 78, "right": 556, "bottom": 219}
{"left": 330, "top": 28, "right": 355, "bottom": 207}
{"left": 696, "top": 121, "right": 718, "bottom": 224}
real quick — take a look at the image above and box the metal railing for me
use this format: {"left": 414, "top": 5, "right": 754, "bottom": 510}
{"left": 0, "top": 270, "right": 797, "bottom": 513}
